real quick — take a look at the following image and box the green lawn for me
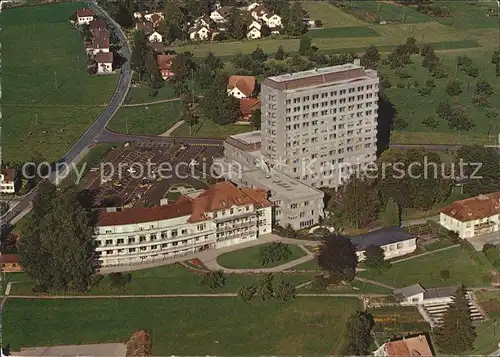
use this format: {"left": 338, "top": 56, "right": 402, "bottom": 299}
{"left": 4, "top": 297, "right": 361, "bottom": 354}
{"left": 9, "top": 263, "right": 313, "bottom": 296}
{"left": 438, "top": 1, "right": 499, "bottom": 29}
{"left": 359, "top": 246, "right": 493, "bottom": 288}
{"left": 308, "top": 26, "right": 380, "bottom": 38}
{"left": 2, "top": 3, "right": 117, "bottom": 162}
{"left": 301, "top": 1, "right": 367, "bottom": 28}
{"left": 107, "top": 101, "right": 182, "bottom": 135}
{"left": 342, "top": 2, "right": 433, "bottom": 23}
{"left": 216, "top": 243, "right": 308, "bottom": 269}
{"left": 172, "top": 119, "right": 252, "bottom": 138}
{"left": 125, "top": 84, "right": 178, "bottom": 104}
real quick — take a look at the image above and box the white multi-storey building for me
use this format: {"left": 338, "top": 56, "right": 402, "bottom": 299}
{"left": 76, "top": 8, "right": 95, "bottom": 25}
{"left": 260, "top": 63, "right": 379, "bottom": 189}
{"left": 440, "top": 192, "right": 500, "bottom": 238}
{"left": 0, "top": 168, "right": 16, "bottom": 194}
{"left": 94, "top": 182, "right": 272, "bottom": 267}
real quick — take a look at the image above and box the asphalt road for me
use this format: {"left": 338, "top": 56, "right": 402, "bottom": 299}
{"left": 1, "top": 1, "right": 132, "bottom": 230}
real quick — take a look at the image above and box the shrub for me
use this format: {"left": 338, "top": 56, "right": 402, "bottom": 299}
{"left": 259, "top": 242, "right": 293, "bottom": 266}
{"left": 396, "top": 81, "right": 406, "bottom": 88}
{"left": 311, "top": 274, "right": 330, "bottom": 292}
{"left": 275, "top": 281, "right": 296, "bottom": 301}
{"left": 88, "top": 274, "right": 103, "bottom": 289}
{"left": 109, "top": 272, "right": 132, "bottom": 290}
{"left": 200, "top": 270, "right": 226, "bottom": 290}
{"left": 237, "top": 285, "right": 257, "bottom": 302}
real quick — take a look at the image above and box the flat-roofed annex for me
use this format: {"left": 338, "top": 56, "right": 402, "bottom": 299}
{"left": 263, "top": 64, "right": 377, "bottom": 91}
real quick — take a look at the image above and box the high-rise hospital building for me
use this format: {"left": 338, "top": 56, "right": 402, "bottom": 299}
{"left": 215, "top": 62, "right": 380, "bottom": 229}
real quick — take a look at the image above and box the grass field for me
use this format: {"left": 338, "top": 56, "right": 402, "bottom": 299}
{"left": 437, "top": 1, "right": 499, "bottom": 29}
{"left": 216, "top": 243, "right": 307, "bottom": 269}
{"left": 107, "top": 101, "right": 182, "bottom": 135}
{"left": 344, "top": 2, "right": 433, "bottom": 23}
{"left": 301, "top": 1, "right": 367, "bottom": 28}
{"left": 125, "top": 84, "right": 178, "bottom": 104}
{"left": 308, "top": 26, "right": 380, "bottom": 38}
{"left": 8, "top": 263, "right": 313, "bottom": 296}
{"left": 2, "top": 3, "right": 117, "bottom": 162}
{"left": 359, "top": 246, "right": 493, "bottom": 288}
{"left": 4, "top": 297, "right": 361, "bottom": 354}
{"left": 172, "top": 119, "right": 252, "bottom": 138}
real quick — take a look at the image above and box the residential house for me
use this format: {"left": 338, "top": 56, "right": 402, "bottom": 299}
{"left": 440, "top": 192, "right": 500, "bottom": 238}
{"left": 93, "top": 181, "right": 273, "bottom": 267}
{"left": 144, "top": 12, "right": 164, "bottom": 24}
{"left": 210, "top": 6, "right": 231, "bottom": 23}
{"left": 189, "top": 25, "right": 211, "bottom": 41}
{"left": 393, "top": 284, "right": 484, "bottom": 326}
{"left": 227, "top": 75, "right": 256, "bottom": 99}
{"left": 350, "top": 227, "right": 417, "bottom": 261}
{"left": 247, "top": 21, "right": 262, "bottom": 39}
{"left": 136, "top": 21, "right": 154, "bottom": 35}
{"left": 0, "top": 254, "right": 22, "bottom": 272}
{"left": 262, "top": 13, "right": 281, "bottom": 28}
{"left": 148, "top": 31, "right": 163, "bottom": 43}
{"left": 194, "top": 15, "right": 211, "bottom": 28}
{"left": 77, "top": 8, "right": 95, "bottom": 25}
{"left": 373, "top": 335, "right": 434, "bottom": 356}
{"left": 156, "top": 54, "right": 175, "bottom": 80}
{"left": 251, "top": 5, "right": 268, "bottom": 20}
{"left": 133, "top": 12, "right": 143, "bottom": 19}
{"left": 90, "top": 18, "right": 106, "bottom": 30}
{"left": 90, "top": 27, "right": 110, "bottom": 55}
{"left": 247, "top": 2, "right": 261, "bottom": 11}
{"left": 95, "top": 52, "right": 113, "bottom": 74}
{"left": 0, "top": 168, "right": 16, "bottom": 194}
{"left": 238, "top": 98, "right": 261, "bottom": 122}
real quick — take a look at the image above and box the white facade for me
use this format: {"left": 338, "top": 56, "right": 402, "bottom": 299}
{"left": 228, "top": 87, "right": 248, "bottom": 99}
{"left": 77, "top": 15, "right": 94, "bottom": 25}
{"left": 263, "top": 14, "right": 281, "bottom": 28}
{"left": 144, "top": 12, "right": 164, "bottom": 22}
{"left": 247, "top": 27, "right": 261, "bottom": 39}
{"left": 356, "top": 237, "right": 417, "bottom": 261}
{"left": 0, "top": 173, "right": 15, "bottom": 194}
{"left": 440, "top": 212, "right": 500, "bottom": 239}
{"left": 190, "top": 27, "right": 210, "bottom": 41}
{"left": 97, "top": 61, "right": 112, "bottom": 74}
{"left": 210, "top": 10, "right": 227, "bottom": 23}
{"left": 247, "top": 2, "right": 261, "bottom": 11}
{"left": 133, "top": 12, "right": 142, "bottom": 19}
{"left": 94, "top": 184, "right": 273, "bottom": 267}
{"left": 148, "top": 31, "right": 163, "bottom": 43}
{"left": 92, "top": 47, "right": 109, "bottom": 55}
{"left": 261, "top": 64, "right": 379, "bottom": 190}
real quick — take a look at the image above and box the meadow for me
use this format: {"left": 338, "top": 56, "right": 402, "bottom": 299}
{"left": 2, "top": 2, "right": 118, "bottom": 163}
{"left": 4, "top": 297, "right": 361, "bottom": 354}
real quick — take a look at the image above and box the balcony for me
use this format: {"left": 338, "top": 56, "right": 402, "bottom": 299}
{"left": 217, "top": 230, "right": 256, "bottom": 242}
{"left": 474, "top": 221, "right": 497, "bottom": 234}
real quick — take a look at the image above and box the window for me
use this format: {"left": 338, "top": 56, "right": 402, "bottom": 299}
{"left": 129, "top": 248, "right": 136, "bottom": 253}
{"left": 139, "top": 236, "right": 146, "bottom": 243}
{"left": 230, "top": 208, "right": 234, "bottom": 214}
{"left": 291, "top": 203, "right": 298, "bottom": 209}
{"left": 105, "top": 239, "right": 112, "bottom": 245}
{"left": 106, "top": 250, "right": 113, "bottom": 255}
{"left": 213, "top": 212, "right": 218, "bottom": 218}
{"left": 150, "top": 234, "right": 157, "bottom": 241}
{"left": 128, "top": 238, "right": 135, "bottom": 244}
{"left": 151, "top": 245, "right": 158, "bottom": 250}
{"left": 396, "top": 243, "right": 403, "bottom": 249}
{"left": 117, "top": 238, "right": 124, "bottom": 245}
{"left": 171, "top": 229, "right": 178, "bottom": 237}
{"left": 246, "top": 206, "right": 250, "bottom": 211}
{"left": 197, "top": 223, "right": 206, "bottom": 231}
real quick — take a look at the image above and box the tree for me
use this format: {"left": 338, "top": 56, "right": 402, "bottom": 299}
{"left": 435, "top": 286, "right": 476, "bottom": 354}
{"left": 200, "top": 270, "right": 226, "bottom": 289}
{"left": 455, "top": 146, "right": 500, "bottom": 196}
{"left": 364, "top": 245, "right": 389, "bottom": 270}
{"left": 201, "top": 72, "right": 240, "bottom": 125}
{"left": 256, "top": 273, "right": 274, "bottom": 301}
{"left": 115, "top": 4, "right": 134, "bottom": 28}
{"left": 388, "top": 45, "right": 411, "bottom": 68}
{"left": 144, "top": 50, "right": 163, "bottom": 89}
{"left": 18, "top": 186, "right": 95, "bottom": 292}
{"left": 275, "top": 280, "right": 296, "bottom": 301}
{"left": 473, "top": 78, "right": 494, "bottom": 112}
{"left": 284, "top": 1, "right": 306, "bottom": 36}
{"left": 361, "top": 45, "right": 380, "bottom": 69}
{"left": 404, "top": 36, "right": 419, "bottom": 54}
{"left": 446, "top": 78, "right": 463, "bottom": 97}
{"left": 298, "top": 33, "right": 312, "bottom": 55}
{"left": 422, "top": 114, "right": 439, "bottom": 129}
{"left": 171, "top": 51, "right": 197, "bottom": 85}
{"left": 237, "top": 285, "right": 257, "bottom": 302}
{"left": 131, "top": 31, "right": 148, "bottom": 80}
{"left": 492, "top": 51, "right": 500, "bottom": 64}
{"left": 436, "top": 101, "right": 452, "bottom": 121}
{"left": 197, "top": 51, "right": 223, "bottom": 89}
{"left": 343, "top": 311, "right": 374, "bottom": 355}
{"left": 381, "top": 197, "right": 401, "bottom": 227}
{"left": 251, "top": 46, "right": 268, "bottom": 63}
{"left": 227, "top": 8, "right": 247, "bottom": 40}
{"left": 316, "top": 233, "right": 357, "bottom": 283}
{"left": 422, "top": 46, "right": 440, "bottom": 70}
{"left": 341, "top": 176, "right": 380, "bottom": 229}
{"left": 448, "top": 105, "right": 474, "bottom": 133}
{"left": 251, "top": 109, "right": 261, "bottom": 129}
{"left": 259, "top": 242, "right": 292, "bottom": 265}
{"left": 275, "top": 45, "right": 286, "bottom": 60}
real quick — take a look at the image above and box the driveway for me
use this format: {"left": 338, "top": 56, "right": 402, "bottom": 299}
{"left": 467, "top": 231, "right": 500, "bottom": 251}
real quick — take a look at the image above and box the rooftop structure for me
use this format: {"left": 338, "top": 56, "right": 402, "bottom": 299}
{"left": 349, "top": 227, "right": 416, "bottom": 251}
{"left": 374, "top": 335, "right": 434, "bottom": 356}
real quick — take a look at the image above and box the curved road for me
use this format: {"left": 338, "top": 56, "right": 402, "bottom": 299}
{"left": 2, "top": 1, "right": 132, "bottom": 229}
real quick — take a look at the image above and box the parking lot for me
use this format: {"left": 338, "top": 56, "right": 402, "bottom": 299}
{"left": 78, "top": 142, "right": 223, "bottom": 207}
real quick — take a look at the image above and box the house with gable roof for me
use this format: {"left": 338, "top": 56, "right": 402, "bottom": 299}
{"left": 227, "top": 75, "right": 256, "bottom": 99}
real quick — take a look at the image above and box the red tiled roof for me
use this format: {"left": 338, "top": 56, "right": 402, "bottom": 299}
{"left": 2, "top": 168, "right": 15, "bottom": 182}
{"left": 136, "top": 21, "right": 154, "bottom": 33}
{"left": 228, "top": 75, "right": 256, "bottom": 97}
{"left": 156, "top": 54, "right": 175, "bottom": 70}
{"left": 239, "top": 98, "right": 260, "bottom": 117}
{"left": 440, "top": 192, "right": 500, "bottom": 222}
{"left": 77, "top": 8, "right": 95, "bottom": 17}
{"left": 92, "top": 28, "right": 110, "bottom": 49}
{"left": 384, "top": 335, "right": 433, "bottom": 356}
{"left": 98, "top": 182, "right": 272, "bottom": 226}
{"left": 95, "top": 51, "right": 113, "bottom": 63}
{"left": 0, "top": 254, "right": 19, "bottom": 264}
{"left": 90, "top": 18, "right": 106, "bottom": 30}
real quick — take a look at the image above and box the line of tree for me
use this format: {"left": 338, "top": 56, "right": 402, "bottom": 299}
{"left": 131, "top": 30, "right": 164, "bottom": 95}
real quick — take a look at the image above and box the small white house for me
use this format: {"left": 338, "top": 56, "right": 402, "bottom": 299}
{"left": 76, "top": 8, "right": 95, "bottom": 25}
{"left": 189, "top": 26, "right": 211, "bottom": 41}
{"left": 263, "top": 13, "right": 282, "bottom": 28}
{"left": 249, "top": 20, "right": 262, "bottom": 30}
{"left": 95, "top": 52, "right": 113, "bottom": 74}
{"left": 247, "top": 27, "right": 261, "bottom": 39}
{"left": 210, "top": 7, "right": 230, "bottom": 23}
{"left": 227, "top": 75, "right": 256, "bottom": 99}
{"left": 440, "top": 192, "right": 500, "bottom": 238}
{"left": 247, "top": 2, "right": 261, "bottom": 11}
{"left": 0, "top": 169, "right": 16, "bottom": 194}
{"left": 251, "top": 6, "right": 268, "bottom": 20}
{"left": 148, "top": 31, "right": 163, "bottom": 43}
{"left": 195, "top": 16, "right": 211, "bottom": 28}
{"left": 394, "top": 284, "right": 461, "bottom": 306}
{"left": 133, "top": 12, "right": 142, "bottom": 19}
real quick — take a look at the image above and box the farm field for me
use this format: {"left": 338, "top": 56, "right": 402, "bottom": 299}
{"left": 359, "top": 246, "right": 493, "bottom": 288}
{"left": 340, "top": 1, "right": 433, "bottom": 24}
{"left": 8, "top": 263, "right": 313, "bottom": 296}
{"left": 301, "top": 1, "right": 367, "bottom": 28}
{"left": 437, "top": 1, "right": 499, "bottom": 29}
{"left": 4, "top": 296, "right": 361, "bottom": 354}
{"left": 216, "top": 243, "right": 307, "bottom": 269}
{"left": 107, "top": 101, "right": 182, "bottom": 135}
{"left": 2, "top": 2, "right": 117, "bottom": 163}
{"left": 369, "top": 305, "right": 430, "bottom": 342}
